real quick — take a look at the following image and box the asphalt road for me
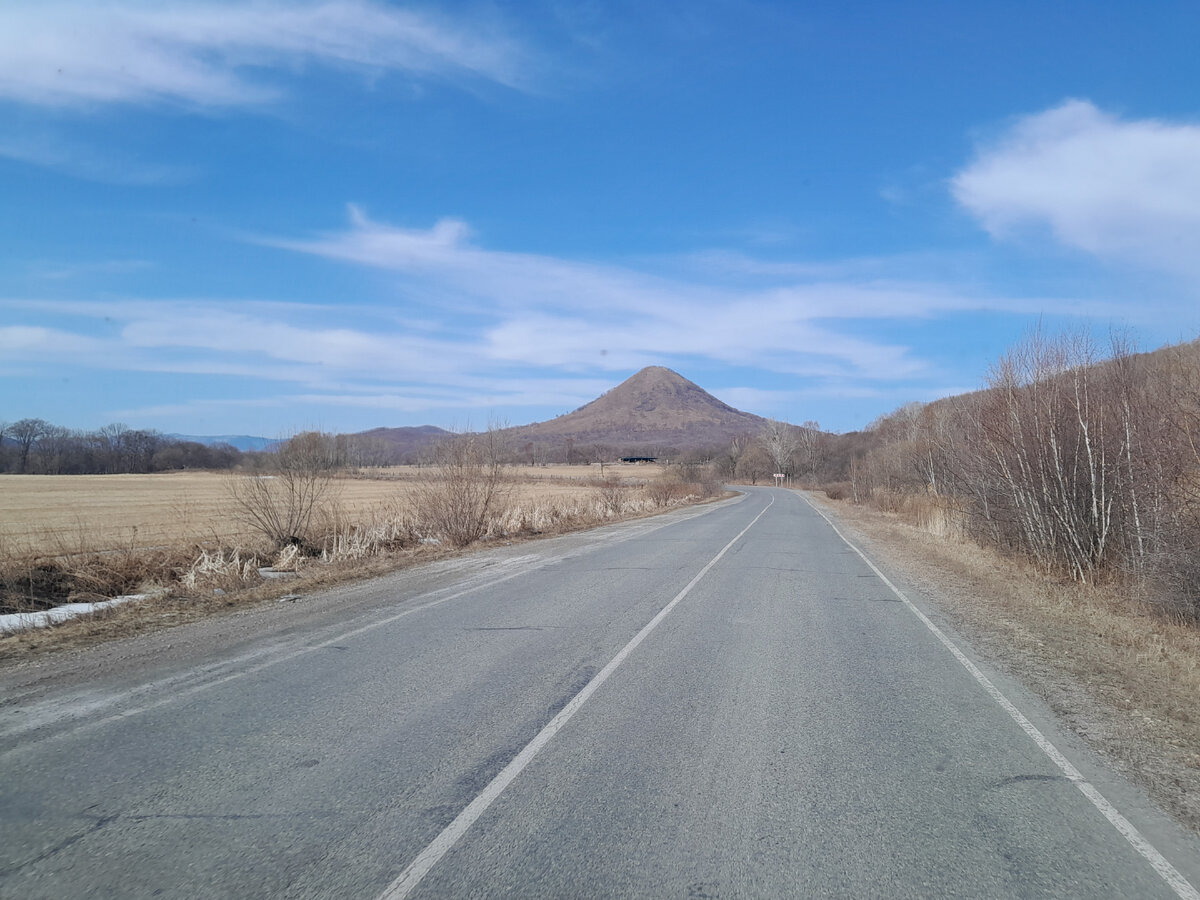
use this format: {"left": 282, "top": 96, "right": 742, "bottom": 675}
{"left": 3, "top": 487, "right": 1200, "bottom": 898}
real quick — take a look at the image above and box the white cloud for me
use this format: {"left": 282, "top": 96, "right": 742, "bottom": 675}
{"left": 0, "top": 1, "right": 528, "bottom": 109}
{"left": 273, "top": 208, "right": 1089, "bottom": 382}
{"left": 0, "top": 324, "right": 103, "bottom": 354}
{"left": 953, "top": 100, "right": 1200, "bottom": 281}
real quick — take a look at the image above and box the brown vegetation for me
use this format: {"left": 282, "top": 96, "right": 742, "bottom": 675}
{"left": 833, "top": 330, "right": 1200, "bottom": 614}
{"left": 0, "top": 436, "right": 722, "bottom": 643}
{"left": 226, "top": 431, "right": 341, "bottom": 551}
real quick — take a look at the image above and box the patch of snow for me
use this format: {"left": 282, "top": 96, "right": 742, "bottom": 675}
{"left": 0, "top": 592, "right": 158, "bottom": 635}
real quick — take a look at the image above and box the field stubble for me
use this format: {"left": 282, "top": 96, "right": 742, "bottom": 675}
{"left": 0, "top": 465, "right": 665, "bottom": 558}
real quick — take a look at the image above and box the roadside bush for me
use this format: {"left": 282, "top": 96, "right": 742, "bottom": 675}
{"left": 593, "top": 478, "right": 629, "bottom": 515}
{"left": 418, "top": 430, "right": 511, "bottom": 547}
{"left": 225, "top": 432, "right": 340, "bottom": 551}
{"left": 823, "top": 481, "right": 851, "bottom": 501}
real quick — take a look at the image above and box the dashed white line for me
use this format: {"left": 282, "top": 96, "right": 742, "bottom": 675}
{"left": 376, "top": 494, "right": 774, "bottom": 900}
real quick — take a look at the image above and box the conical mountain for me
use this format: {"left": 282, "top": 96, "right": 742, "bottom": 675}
{"left": 508, "top": 366, "right": 768, "bottom": 451}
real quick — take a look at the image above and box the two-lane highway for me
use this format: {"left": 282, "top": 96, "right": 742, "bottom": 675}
{"left": 3, "top": 488, "right": 1200, "bottom": 897}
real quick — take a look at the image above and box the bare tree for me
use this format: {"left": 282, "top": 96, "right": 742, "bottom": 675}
{"left": 797, "top": 420, "right": 823, "bottom": 480}
{"left": 10, "top": 418, "right": 49, "bottom": 474}
{"left": 32, "top": 425, "right": 77, "bottom": 474}
{"left": 759, "top": 419, "right": 799, "bottom": 477}
{"left": 715, "top": 433, "right": 750, "bottom": 479}
{"left": 735, "top": 444, "right": 773, "bottom": 484}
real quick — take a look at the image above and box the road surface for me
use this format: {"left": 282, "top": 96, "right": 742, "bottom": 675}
{"left": 3, "top": 487, "right": 1200, "bottom": 898}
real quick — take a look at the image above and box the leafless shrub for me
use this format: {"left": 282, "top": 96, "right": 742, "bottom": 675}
{"left": 823, "top": 481, "right": 851, "bottom": 501}
{"left": 645, "top": 466, "right": 721, "bottom": 507}
{"left": 645, "top": 477, "right": 683, "bottom": 508}
{"left": 417, "top": 429, "right": 511, "bottom": 548}
{"left": 225, "top": 432, "right": 340, "bottom": 551}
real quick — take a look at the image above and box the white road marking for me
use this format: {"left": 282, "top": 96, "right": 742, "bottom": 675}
{"left": 800, "top": 491, "right": 1200, "bottom": 900}
{"left": 376, "top": 494, "right": 775, "bottom": 900}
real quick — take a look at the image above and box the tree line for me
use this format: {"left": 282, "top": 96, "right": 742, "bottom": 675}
{"left": 0, "top": 420, "right": 451, "bottom": 475}
{"left": 0, "top": 420, "right": 244, "bottom": 475}
{"left": 820, "top": 330, "right": 1200, "bottom": 610}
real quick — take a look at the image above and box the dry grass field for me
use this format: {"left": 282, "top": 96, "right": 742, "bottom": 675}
{"left": 0, "top": 464, "right": 663, "bottom": 558}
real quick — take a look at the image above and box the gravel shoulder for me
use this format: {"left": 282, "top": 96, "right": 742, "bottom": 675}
{"left": 808, "top": 490, "right": 1200, "bottom": 835}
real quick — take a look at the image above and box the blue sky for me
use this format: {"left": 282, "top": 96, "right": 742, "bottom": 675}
{"left": 3, "top": 1, "right": 1199, "bottom": 437}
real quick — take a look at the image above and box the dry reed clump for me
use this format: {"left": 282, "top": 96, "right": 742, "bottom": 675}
{"left": 488, "top": 492, "right": 648, "bottom": 537}
{"left": 180, "top": 547, "right": 264, "bottom": 592}
{"left": 867, "top": 491, "right": 969, "bottom": 541}
{"left": 316, "top": 501, "right": 424, "bottom": 561}
{"left": 485, "top": 476, "right": 718, "bottom": 540}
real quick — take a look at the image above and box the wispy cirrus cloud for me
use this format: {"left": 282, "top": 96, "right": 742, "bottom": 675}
{"left": 0, "top": 1, "right": 530, "bottom": 109}
{"left": 953, "top": 100, "right": 1200, "bottom": 283}
{"left": 3, "top": 294, "right": 620, "bottom": 423}
{"left": 270, "top": 207, "right": 1102, "bottom": 381}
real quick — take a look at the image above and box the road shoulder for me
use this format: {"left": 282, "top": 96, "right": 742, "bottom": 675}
{"left": 806, "top": 490, "right": 1200, "bottom": 836}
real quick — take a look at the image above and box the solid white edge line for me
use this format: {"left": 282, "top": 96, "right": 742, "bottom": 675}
{"left": 798, "top": 491, "right": 1200, "bottom": 900}
{"left": 377, "top": 494, "right": 776, "bottom": 900}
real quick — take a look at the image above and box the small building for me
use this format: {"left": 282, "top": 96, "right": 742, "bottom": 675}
{"left": 620, "top": 456, "right": 658, "bottom": 463}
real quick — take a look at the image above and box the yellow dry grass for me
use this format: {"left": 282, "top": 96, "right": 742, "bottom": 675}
{"left": 359, "top": 462, "right": 665, "bottom": 483}
{"left": 0, "top": 467, "right": 636, "bottom": 558}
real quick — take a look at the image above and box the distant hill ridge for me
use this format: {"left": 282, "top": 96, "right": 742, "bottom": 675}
{"left": 174, "top": 368, "right": 766, "bottom": 459}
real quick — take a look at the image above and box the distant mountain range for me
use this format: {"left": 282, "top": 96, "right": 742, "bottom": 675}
{"left": 167, "top": 434, "right": 278, "bottom": 452}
